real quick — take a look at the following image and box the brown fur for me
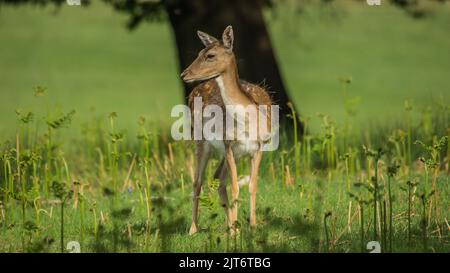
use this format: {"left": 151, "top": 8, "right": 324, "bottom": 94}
{"left": 188, "top": 79, "right": 273, "bottom": 141}
{"left": 188, "top": 79, "right": 272, "bottom": 111}
{"left": 182, "top": 26, "right": 272, "bottom": 235}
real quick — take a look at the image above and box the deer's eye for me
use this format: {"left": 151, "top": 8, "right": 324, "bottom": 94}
{"left": 206, "top": 53, "right": 216, "bottom": 60}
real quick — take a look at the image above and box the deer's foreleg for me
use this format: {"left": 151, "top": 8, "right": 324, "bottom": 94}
{"left": 190, "top": 141, "right": 211, "bottom": 235}
{"left": 225, "top": 146, "right": 239, "bottom": 233}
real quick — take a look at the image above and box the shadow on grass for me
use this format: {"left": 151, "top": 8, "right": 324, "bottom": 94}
{"left": 261, "top": 208, "right": 321, "bottom": 252}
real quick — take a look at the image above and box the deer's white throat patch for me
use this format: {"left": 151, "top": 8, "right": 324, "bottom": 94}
{"left": 215, "top": 76, "right": 233, "bottom": 105}
{"left": 212, "top": 76, "right": 260, "bottom": 156}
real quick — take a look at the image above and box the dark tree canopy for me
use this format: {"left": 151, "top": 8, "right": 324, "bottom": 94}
{"left": 1, "top": 0, "right": 439, "bottom": 28}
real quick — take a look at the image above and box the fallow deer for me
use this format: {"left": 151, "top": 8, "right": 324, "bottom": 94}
{"left": 180, "top": 25, "right": 273, "bottom": 235}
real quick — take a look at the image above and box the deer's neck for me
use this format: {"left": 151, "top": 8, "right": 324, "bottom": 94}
{"left": 215, "top": 61, "right": 252, "bottom": 106}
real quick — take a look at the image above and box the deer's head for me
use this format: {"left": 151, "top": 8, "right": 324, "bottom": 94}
{"left": 181, "top": 26, "right": 235, "bottom": 83}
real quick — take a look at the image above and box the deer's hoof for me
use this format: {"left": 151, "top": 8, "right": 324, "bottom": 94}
{"left": 189, "top": 223, "right": 198, "bottom": 235}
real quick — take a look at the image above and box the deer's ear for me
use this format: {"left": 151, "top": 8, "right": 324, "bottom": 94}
{"left": 197, "top": 31, "right": 218, "bottom": 47}
{"left": 222, "top": 25, "right": 234, "bottom": 51}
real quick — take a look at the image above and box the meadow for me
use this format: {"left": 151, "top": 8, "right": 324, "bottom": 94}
{"left": 0, "top": 2, "right": 449, "bottom": 252}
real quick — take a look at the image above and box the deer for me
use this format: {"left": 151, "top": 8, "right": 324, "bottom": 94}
{"left": 180, "top": 25, "right": 273, "bottom": 235}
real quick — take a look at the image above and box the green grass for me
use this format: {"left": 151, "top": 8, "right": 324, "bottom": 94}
{"left": 0, "top": 2, "right": 449, "bottom": 253}
{"left": 0, "top": 2, "right": 181, "bottom": 137}
{"left": 1, "top": 173, "right": 447, "bottom": 253}
{"left": 0, "top": 94, "right": 448, "bottom": 252}
{"left": 268, "top": 2, "right": 450, "bottom": 131}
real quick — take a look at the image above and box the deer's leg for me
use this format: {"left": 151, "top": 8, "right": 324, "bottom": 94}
{"left": 190, "top": 141, "right": 211, "bottom": 235}
{"left": 225, "top": 146, "right": 239, "bottom": 232}
{"left": 214, "top": 158, "right": 230, "bottom": 226}
{"left": 249, "top": 150, "right": 262, "bottom": 227}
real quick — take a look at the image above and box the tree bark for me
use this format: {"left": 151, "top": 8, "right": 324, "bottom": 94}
{"left": 165, "top": 0, "right": 302, "bottom": 133}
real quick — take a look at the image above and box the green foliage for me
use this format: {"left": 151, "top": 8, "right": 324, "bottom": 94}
{"left": 0, "top": 1, "right": 449, "bottom": 253}
{"left": 1, "top": 92, "right": 447, "bottom": 253}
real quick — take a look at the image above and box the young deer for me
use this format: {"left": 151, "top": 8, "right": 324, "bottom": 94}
{"left": 181, "top": 26, "right": 273, "bottom": 235}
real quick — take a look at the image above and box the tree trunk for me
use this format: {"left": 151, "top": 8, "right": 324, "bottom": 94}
{"left": 165, "top": 0, "right": 302, "bottom": 133}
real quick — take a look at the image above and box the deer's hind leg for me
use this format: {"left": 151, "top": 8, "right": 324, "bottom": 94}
{"left": 190, "top": 140, "right": 212, "bottom": 235}
{"left": 249, "top": 150, "right": 262, "bottom": 226}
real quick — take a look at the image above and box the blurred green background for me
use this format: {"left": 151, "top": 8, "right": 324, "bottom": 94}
{"left": 0, "top": 1, "right": 449, "bottom": 136}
